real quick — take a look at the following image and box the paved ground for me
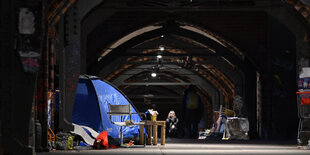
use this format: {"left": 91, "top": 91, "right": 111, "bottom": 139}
{"left": 38, "top": 138, "right": 310, "bottom": 155}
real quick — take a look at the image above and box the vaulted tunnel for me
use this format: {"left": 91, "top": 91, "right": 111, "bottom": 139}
{"left": 76, "top": 2, "right": 299, "bottom": 141}
{"left": 2, "top": 0, "right": 309, "bottom": 154}
{"left": 85, "top": 19, "right": 258, "bottom": 137}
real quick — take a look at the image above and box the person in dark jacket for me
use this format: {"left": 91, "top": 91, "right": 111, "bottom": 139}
{"left": 183, "top": 85, "right": 202, "bottom": 138}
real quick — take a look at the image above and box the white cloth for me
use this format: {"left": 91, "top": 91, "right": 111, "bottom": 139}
{"left": 71, "top": 123, "right": 99, "bottom": 145}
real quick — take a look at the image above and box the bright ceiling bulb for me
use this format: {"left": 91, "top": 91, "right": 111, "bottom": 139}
{"left": 157, "top": 55, "right": 162, "bottom": 59}
{"left": 151, "top": 73, "right": 157, "bottom": 77}
{"left": 159, "top": 46, "right": 165, "bottom": 51}
{"left": 161, "top": 35, "right": 164, "bottom": 38}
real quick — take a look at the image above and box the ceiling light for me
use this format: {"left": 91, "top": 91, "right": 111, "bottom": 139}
{"left": 161, "top": 35, "right": 164, "bottom": 38}
{"left": 157, "top": 55, "right": 162, "bottom": 59}
{"left": 159, "top": 46, "right": 165, "bottom": 51}
{"left": 151, "top": 73, "right": 157, "bottom": 77}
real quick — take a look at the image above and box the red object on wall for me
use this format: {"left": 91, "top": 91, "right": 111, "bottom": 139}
{"left": 296, "top": 92, "right": 310, "bottom": 105}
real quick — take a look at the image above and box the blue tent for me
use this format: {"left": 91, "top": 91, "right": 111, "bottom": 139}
{"left": 72, "top": 75, "right": 142, "bottom": 138}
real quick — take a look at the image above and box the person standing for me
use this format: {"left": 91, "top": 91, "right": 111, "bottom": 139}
{"left": 183, "top": 85, "right": 202, "bottom": 139}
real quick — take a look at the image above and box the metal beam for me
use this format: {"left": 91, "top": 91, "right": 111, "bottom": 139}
{"left": 128, "top": 95, "right": 183, "bottom": 99}
{"left": 122, "top": 82, "right": 192, "bottom": 86}
{"left": 134, "top": 102, "right": 182, "bottom": 105}
{"left": 122, "top": 53, "right": 220, "bottom": 57}
{"left": 97, "top": 0, "right": 282, "bottom": 11}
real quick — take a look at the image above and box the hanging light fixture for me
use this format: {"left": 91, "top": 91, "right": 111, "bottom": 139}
{"left": 158, "top": 45, "right": 165, "bottom": 51}
{"left": 151, "top": 72, "right": 157, "bottom": 77}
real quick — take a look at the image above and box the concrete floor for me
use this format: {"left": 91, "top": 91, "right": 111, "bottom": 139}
{"left": 38, "top": 138, "right": 310, "bottom": 155}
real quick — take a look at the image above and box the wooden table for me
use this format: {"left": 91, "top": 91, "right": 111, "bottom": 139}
{"left": 139, "top": 120, "right": 166, "bottom": 145}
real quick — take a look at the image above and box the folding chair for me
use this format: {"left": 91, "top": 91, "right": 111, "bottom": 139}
{"left": 107, "top": 104, "right": 146, "bottom": 147}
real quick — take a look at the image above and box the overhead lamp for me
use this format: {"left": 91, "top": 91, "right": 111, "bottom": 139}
{"left": 161, "top": 35, "right": 164, "bottom": 38}
{"left": 157, "top": 55, "right": 162, "bottom": 59}
{"left": 151, "top": 73, "right": 157, "bottom": 77}
{"left": 159, "top": 45, "right": 165, "bottom": 51}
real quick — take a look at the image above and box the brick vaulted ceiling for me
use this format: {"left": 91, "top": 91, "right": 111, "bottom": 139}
{"left": 82, "top": 1, "right": 277, "bottom": 113}
{"left": 286, "top": 0, "right": 310, "bottom": 24}
{"left": 88, "top": 19, "right": 245, "bottom": 110}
